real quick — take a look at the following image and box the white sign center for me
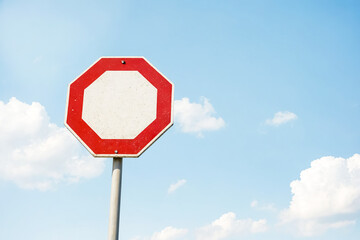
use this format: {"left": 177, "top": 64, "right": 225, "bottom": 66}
{"left": 82, "top": 71, "right": 157, "bottom": 139}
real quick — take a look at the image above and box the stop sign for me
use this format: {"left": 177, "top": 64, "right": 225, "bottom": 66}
{"left": 65, "top": 57, "right": 173, "bottom": 157}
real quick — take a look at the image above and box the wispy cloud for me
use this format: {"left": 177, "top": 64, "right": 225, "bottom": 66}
{"left": 174, "top": 97, "right": 225, "bottom": 137}
{"left": 265, "top": 111, "right": 297, "bottom": 126}
{"left": 280, "top": 154, "right": 360, "bottom": 236}
{"left": 168, "top": 179, "right": 187, "bottom": 194}
{"left": 251, "top": 200, "right": 277, "bottom": 212}
{"left": 0, "top": 97, "right": 105, "bottom": 191}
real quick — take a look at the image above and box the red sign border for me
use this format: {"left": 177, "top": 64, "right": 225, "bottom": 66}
{"left": 65, "top": 57, "right": 173, "bottom": 157}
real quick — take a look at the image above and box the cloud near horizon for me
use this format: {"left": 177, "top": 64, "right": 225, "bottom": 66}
{"left": 196, "top": 212, "right": 268, "bottom": 240}
{"left": 131, "top": 212, "right": 267, "bottom": 240}
{"left": 0, "top": 97, "right": 105, "bottom": 191}
{"left": 280, "top": 154, "right": 360, "bottom": 236}
{"left": 174, "top": 97, "right": 225, "bottom": 136}
{"left": 151, "top": 226, "right": 188, "bottom": 240}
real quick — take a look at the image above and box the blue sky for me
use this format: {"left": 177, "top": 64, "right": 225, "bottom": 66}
{"left": 1, "top": 0, "right": 360, "bottom": 239}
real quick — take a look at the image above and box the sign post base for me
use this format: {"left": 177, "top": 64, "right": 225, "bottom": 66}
{"left": 108, "top": 157, "right": 123, "bottom": 240}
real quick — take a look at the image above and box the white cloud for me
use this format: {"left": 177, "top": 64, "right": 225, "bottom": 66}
{"left": 174, "top": 97, "right": 225, "bottom": 136}
{"left": 168, "top": 179, "right": 186, "bottom": 194}
{"left": 265, "top": 111, "right": 297, "bottom": 126}
{"left": 285, "top": 219, "right": 356, "bottom": 237}
{"left": 196, "top": 212, "right": 268, "bottom": 240}
{"left": 133, "top": 212, "right": 267, "bottom": 240}
{"left": 280, "top": 154, "right": 360, "bottom": 236}
{"left": 0, "top": 97, "right": 105, "bottom": 191}
{"left": 151, "top": 226, "right": 188, "bottom": 240}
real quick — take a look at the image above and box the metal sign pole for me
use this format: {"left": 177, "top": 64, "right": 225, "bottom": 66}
{"left": 108, "top": 157, "right": 123, "bottom": 240}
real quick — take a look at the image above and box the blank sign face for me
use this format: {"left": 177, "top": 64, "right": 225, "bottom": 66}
{"left": 82, "top": 71, "right": 157, "bottom": 139}
{"left": 65, "top": 57, "right": 173, "bottom": 157}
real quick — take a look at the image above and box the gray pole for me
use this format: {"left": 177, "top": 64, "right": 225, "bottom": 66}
{"left": 108, "top": 157, "right": 123, "bottom": 240}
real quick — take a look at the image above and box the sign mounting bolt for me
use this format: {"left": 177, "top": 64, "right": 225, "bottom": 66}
{"left": 121, "top": 60, "right": 126, "bottom": 64}
{"left": 115, "top": 150, "right": 118, "bottom": 154}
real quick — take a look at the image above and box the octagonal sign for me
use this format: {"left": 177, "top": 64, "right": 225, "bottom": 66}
{"left": 65, "top": 57, "right": 173, "bottom": 157}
